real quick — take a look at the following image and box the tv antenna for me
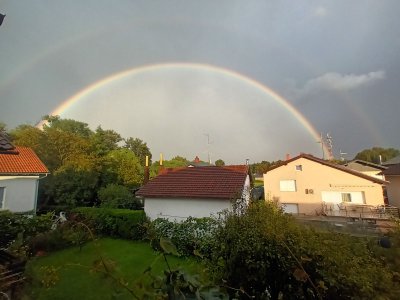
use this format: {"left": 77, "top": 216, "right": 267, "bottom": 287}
{"left": 339, "top": 150, "right": 347, "bottom": 161}
{"left": 317, "top": 133, "right": 325, "bottom": 159}
{"left": 204, "top": 133, "right": 213, "bottom": 164}
{"left": 326, "top": 133, "right": 334, "bottom": 159}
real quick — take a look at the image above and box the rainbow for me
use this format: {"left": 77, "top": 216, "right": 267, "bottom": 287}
{"left": 42, "top": 62, "right": 328, "bottom": 155}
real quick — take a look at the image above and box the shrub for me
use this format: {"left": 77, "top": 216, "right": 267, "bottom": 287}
{"left": 0, "top": 210, "right": 53, "bottom": 249}
{"left": 148, "top": 217, "right": 218, "bottom": 257}
{"left": 98, "top": 184, "right": 143, "bottom": 209}
{"left": 28, "top": 222, "right": 90, "bottom": 254}
{"left": 207, "top": 201, "right": 400, "bottom": 299}
{"left": 72, "top": 207, "right": 147, "bottom": 240}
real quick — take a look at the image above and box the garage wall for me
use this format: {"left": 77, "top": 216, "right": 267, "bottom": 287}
{"left": 144, "top": 197, "right": 231, "bottom": 221}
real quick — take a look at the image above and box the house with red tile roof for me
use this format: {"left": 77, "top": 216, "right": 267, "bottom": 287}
{"left": 0, "top": 133, "right": 49, "bottom": 213}
{"left": 136, "top": 165, "right": 251, "bottom": 221}
{"left": 263, "top": 154, "right": 387, "bottom": 215}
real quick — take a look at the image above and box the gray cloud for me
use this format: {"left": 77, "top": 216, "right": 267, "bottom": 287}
{"left": 296, "top": 71, "right": 385, "bottom": 97}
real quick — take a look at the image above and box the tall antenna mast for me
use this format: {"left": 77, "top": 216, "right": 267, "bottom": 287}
{"left": 326, "top": 133, "right": 333, "bottom": 159}
{"left": 317, "top": 133, "right": 325, "bottom": 159}
{"left": 204, "top": 133, "right": 212, "bottom": 164}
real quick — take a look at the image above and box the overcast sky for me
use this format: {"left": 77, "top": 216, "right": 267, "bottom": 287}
{"left": 1, "top": 1, "right": 399, "bottom": 164}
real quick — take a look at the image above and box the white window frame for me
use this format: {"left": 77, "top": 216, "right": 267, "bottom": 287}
{"left": 279, "top": 180, "right": 297, "bottom": 192}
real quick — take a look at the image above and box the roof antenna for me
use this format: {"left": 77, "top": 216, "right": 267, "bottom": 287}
{"left": 204, "top": 133, "right": 213, "bottom": 164}
{"left": 317, "top": 133, "right": 325, "bottom": 159}
{"left": 339, "top": 150, "right": 347, "bottom": 161}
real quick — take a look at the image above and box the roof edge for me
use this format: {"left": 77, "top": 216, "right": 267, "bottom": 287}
{"left": 266, "top": 153, "right": 387, "bottom": 185}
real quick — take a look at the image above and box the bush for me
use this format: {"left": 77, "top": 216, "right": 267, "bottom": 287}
{"left": 72, "top": 207, "right": 147, "bottom": 240}
{"left": 98, "top": 184, "right": 143, "bottom": 209}
{"left": 207, "top": 201, "right": 400, "bottom": 299}
{"left": 28, "top": 222, "right": 90, "bottom": 254}
{"left": 0, "top": 210, "right": 53, "bottom": 249}
{"left": 148, "top": 217, "right": 218, "bottom": 257}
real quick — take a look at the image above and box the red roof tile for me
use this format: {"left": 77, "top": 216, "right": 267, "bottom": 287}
{"left": 0, "top": 146, "right": 49, "bottom": 174}
{"left": 137, "top": 165, "right": 249, "bottom": 199}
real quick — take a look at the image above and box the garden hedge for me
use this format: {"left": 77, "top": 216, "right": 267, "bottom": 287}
{"left": 72, "top": 207, "right": 147, "bottom": 240}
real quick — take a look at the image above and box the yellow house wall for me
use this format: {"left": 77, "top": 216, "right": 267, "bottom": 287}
{"left": 263, "top": 157, "right": 385, "bottom": 214}
{"left": 385, "top": 175, "right": 400, "bottom": 208}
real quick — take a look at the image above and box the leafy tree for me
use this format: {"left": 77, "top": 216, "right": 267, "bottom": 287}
{"left": 215, "top": 159, "right": 225, "bottom": 166}
{"left": 208, "top": 201, "right": 399, "bottom": 299}
{"left": 90, "top": 126, "right": 122, "bottom": 156}
{"left": 124, "top": 137, "right": 152, "bottom": 165}
{"left": 98, "top": 184, "right": 141, "bottom": 209}
{"left": 10, "top": 124, "right": 46, "bottom": 155}
{"left": 48, "top": 166, "right": 99, "bottom": 207}
{"left": 102, "top": 149, "right": 143, "bottom": 188}
{"left": 354, "top": 147, "right": 400, "bottom": 164}
{"left": 44, "top": 127, "right": 92, "bottom": 172}
{"left": 42, "top": 115, "right": 93, "bottom": 138}
{"left": 251, "top": 160, "right": 283, "bottom": 175}
{"left": 150, "top": 156, "right": 189, "bottom": 178}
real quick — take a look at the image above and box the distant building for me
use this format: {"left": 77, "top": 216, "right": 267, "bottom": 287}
{"left": 187, "top": 156, "right": 213, "bottom": 167}
{"left": 263, "top": 154, "right": 387, "bottom": 215}
{"left": 345, "top": 159, "right": 386, "bottom": 180}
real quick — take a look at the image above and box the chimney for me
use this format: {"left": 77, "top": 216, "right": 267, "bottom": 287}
{"left": 158, "top": 153, "right": 164, "bottom": 174}
{"left": 286, "top": 153, "right": 291, "bottom": 161}
{"left": 143, "top": 155, "right": 150, "bottom": 184}
{"left": 194, "top": 156, "right": 200, "bottom": 163}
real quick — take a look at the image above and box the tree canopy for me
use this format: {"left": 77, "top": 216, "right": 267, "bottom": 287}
{"left": 354, "top": 147, "right": 400, "bottom": 164}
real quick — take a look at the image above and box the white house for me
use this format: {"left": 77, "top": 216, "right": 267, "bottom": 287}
{"left": 136, "top": 165, "right": 251, "bottom": 221}
{"left": 0, "top": 137, "right": 49, "bottom": 213}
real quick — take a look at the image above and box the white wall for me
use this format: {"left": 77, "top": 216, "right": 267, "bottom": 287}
{"left": 0, "top": 176, "right": 39, "bottom": 213}
{"left": 144, "top": 197, "right": 231, "bottom": 221}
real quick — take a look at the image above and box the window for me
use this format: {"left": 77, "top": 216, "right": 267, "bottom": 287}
{"left": 295, "top": 165, "right": 302, "bottom": 171}
{"left": 341, "top": 193, "right": 352, "bottom": 203}
{"left": 0, "top": 187, "right": 5, "bottom": 209}
{"left": 280, "top": 180, "right": 296, "bottom": 192}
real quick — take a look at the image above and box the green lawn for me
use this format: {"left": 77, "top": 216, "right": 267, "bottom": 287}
{"left": 23, "top": 238, "right": 202, "bottom": 299}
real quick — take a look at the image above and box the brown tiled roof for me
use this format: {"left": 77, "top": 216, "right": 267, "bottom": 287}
{"left": 136, "top": 165, "right": 249, "bottom": 199}
{"left": 267, "top": 154, "right": 387, "bottom": 185}
{"left": 381, "top": 164, "right": 400, "bottom": 176}
{"left": 0, "top": 146, "right": 49, "bottom": 175}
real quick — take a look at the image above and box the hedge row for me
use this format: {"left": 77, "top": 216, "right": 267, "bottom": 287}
{"left": 72, "top": 207, "right": 147, "bottom": 240}
{"left": 0, "top": 210, "right": 53, "bottom": 248}
{"left": 149, "top": 217, "right": 219, "bottom": 257}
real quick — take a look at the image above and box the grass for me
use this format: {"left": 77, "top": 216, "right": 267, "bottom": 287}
{"left": 23, "top": 238, "right": 202, "bottom": 299}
